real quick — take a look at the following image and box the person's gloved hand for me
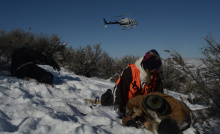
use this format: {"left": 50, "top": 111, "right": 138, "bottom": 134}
{"left": 135, "top": 116, "right": 145, "bottom": 123}
{"left": 123, "top": 117, "right": 142, "bottom": 128}
{"left": 126, "top": 120, "right": 136, "bottom": 127}
{"left": 134, "top": 116, "right": 145, "bottom": 128}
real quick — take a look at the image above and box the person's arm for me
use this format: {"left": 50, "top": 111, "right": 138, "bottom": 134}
{"left": 113, "top": 67, "right": 132, "bottom": 115}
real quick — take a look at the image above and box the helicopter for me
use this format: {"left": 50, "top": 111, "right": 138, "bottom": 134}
{"left": 103, "top": 15, "right": 138, "bottom": 30}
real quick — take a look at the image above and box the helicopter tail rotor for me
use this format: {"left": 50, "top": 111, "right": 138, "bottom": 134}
{"left": 103, "top": 18, "right": 108, "bottom": 28}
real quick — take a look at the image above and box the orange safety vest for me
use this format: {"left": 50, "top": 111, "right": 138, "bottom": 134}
{"left": 116, "top": 64, "right": 158, "bottom": 100}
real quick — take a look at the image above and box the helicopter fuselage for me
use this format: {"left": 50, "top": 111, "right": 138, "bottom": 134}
{"left": 119, "top": 18, "right": 138, "bottom": 27}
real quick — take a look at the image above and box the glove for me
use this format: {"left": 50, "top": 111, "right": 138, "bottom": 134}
{"left": 135, "top": 116, "right": 145, "bottom": 123}
{"left": 123, "top": 115, "right": 143, "bottom": 128}
{"left": 126, "top": 120, "right": 136, "bottom": 127}
{"left": 134, "top": 116, "right": 145, "bottom": 128}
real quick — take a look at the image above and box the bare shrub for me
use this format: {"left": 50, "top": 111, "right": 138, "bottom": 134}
{"left": 0, "top": 28, "right": 30, "bottom": 57}
{"left": 164, "top": 35, "right": 220, "bottom": 118}
{"left": 0, "top": 28, "right": 66, "bottom": 74}
{"left": 99, "top": 52, "right": 116, "bottom": 79}
{"left": 110, "top": 55, "right": 140, "bottom": 82}
{"left": 0, "top": 28, "right": 152, "bottom": 81}
{"left": 0, "top": 50, "right": 10, "bottom": 75}
{"left": 162, "top": 58, "right": 188, "bottom": 92}
{"left": 68, "top": 44, "right": 103, "bottom": 77}
{"left": 60, "top": 46, "right": 75, "bottom": 67}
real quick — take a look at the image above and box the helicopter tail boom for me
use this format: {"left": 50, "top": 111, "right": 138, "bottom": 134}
{"left": 103, "top": 18, "right": 120, "bottom": 28}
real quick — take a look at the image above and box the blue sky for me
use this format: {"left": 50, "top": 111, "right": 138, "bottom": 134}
{"left": 1, "top": 0, "right": 220, "bottom": 59}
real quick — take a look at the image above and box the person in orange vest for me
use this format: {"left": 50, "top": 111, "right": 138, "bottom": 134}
{"left": 112, "top": 49, "right": 163, "bottom": 117}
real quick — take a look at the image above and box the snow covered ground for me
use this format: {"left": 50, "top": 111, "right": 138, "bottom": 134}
{"left": 0, "top": 65, "right": 219, "bottom": 134}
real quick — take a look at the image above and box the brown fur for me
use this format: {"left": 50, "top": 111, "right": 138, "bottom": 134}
{"left": 130, "top": 106, "right": 192, "bottom": 133}
{"left": 126, "top": 92, "right": 192, "bottom": 133}
{"left": 131, "top": 107, "right": 168, "bottom": 134}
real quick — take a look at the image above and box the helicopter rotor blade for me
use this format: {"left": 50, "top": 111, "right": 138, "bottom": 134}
{"left": 112, "top": 14, "right": 131, "bottom": 18}
{"left": 110, "top": 10, "right": 147, "bottom": 18}
{"left": 132, "top": 10, "right": 147, "bottom": 15}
